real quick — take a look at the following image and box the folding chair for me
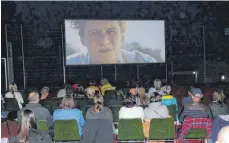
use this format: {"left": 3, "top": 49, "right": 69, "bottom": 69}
{"left": 54, "top": 120, "right": 81, "bottom": 143}
{"left": 178, "top": 117, "right": 212, "bottom": 143}
{"left": 37, "top": 120, "right": 49, "bottom": 132}
{"left": 148, "top": 118, "right": 176, "bottom": 142}
{"left": 117, "top": 118, "right": 144, "bottom": 143}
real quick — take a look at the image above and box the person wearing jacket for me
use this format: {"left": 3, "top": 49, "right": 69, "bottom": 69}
{"left": 9, "top": 109, "right": 52, "bottom": 143}
{"left": 53, "top": 95, "right": 85, "bottom": 136}
{"left": 179, "top": 88, "right": 211, "bottom": 123}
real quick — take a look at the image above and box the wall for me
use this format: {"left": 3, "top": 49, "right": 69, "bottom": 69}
{"left": 1, "top": 1, "right": 229, "bottom": 90}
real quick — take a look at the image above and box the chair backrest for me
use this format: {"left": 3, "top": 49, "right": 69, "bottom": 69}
{"left": 104, "top": 90, "right": 117, "bottom": 98}
{"left": 180, "top": 117, "right": 212, "bottom": 139}
{"left": 54, "top": 120, "right": 80, "bottom": 141}
{"left": 37, "top": 120, "right": 49, "bottom": 132}
{"left": 118, "top": 118, "right": 144, "bottom": 141}
{"left": 110, "top": 106, "right": 122, "bottom": 122}
{"left": 167, "top": 105, "right": 177, "bottom": 121}
{"left": 4, "top": 98, "right": 20, "bottom": 111}
{"left": 149, "top": 118, "right": 175, "bottom": 140}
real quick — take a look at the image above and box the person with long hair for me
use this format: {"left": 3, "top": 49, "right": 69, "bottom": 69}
{"left": 9, "top": 109, "right": 52, "bottom": 143}
{"left": 209, "top": 88, "right": 229, "bottom": 119}
{"left": 136, "top": 87, "right": 149, "bottom": 107}
{"left": 53, "top": 95, "right": 85, "bottom": 136}
{"left": 5, "top": 83, "right": 24, "bottom": 109}
{"left": 86, "top": 94, "right": 113, "bottom": 123}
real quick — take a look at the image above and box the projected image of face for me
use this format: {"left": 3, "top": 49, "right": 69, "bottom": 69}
{"left": 81, "top": 21, "right": 125, "bottom": 64}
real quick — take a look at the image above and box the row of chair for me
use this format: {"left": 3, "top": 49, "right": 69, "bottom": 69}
{"left": 37, "top": 118, "right": 209, "bottom": 143}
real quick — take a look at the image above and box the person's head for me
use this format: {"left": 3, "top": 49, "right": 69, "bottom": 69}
{"left": 66, "top": 86, "right": 74, "bottom": 96}
{"left": 17, "top": 109, "right": 37, "bottom": 143}
{"left": 72, "top": 20, "right": 126, "bottom": 64}
{"left": 40, "top": 86, "right": 49, "bottom": 95}
{"left": 213, "top": 88, "right": 225, "bottom": 103}
{"left": 85, "top": 87, "right": 95, "bottom": 99}
{"left": 93, "top": 95, "right": 104, "bottom": 112}
{"left": 216, "top": 126, "right": 229, "bottom": 143}
{"left": 161, "top": 85, "right": 171, "bottom": 95}
{"left": 189, "top": 88, "right": 203, "bottom": 103}
{"left": 154, "top": 79, "right": 162, "bottom": 89}
{"left": 9, "top": 83, "right": 18, "bottom": 92}
{"left": 60, "top": 95, "right": 75, "bottom": 109}
{"left": 100, "top": 78, "right": 109, "bottom": 86}
{"left": 28, "top": 92, "right": 40, "bottom": 103}
{"left": 149, "top": 92, "right": 161, "bottom": 103}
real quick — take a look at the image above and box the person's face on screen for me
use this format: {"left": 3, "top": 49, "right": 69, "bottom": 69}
{"left": 82, "top": 21, "right": 125, "bottom": 64}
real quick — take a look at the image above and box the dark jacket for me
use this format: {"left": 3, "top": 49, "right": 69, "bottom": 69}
{"left": 82, "top": 119, "right": 113, "bottom": 143}
{"left": 18, "top": 103, "right": 53, "bottom": 128}
{"left": 208, "top": 102, "right": 229, "bottom": 119}
{"left": 179, "top": 102, "right": 211, "bottom": 122}
{"left": 9, "top": 129, "right": 52, "bottom": 143}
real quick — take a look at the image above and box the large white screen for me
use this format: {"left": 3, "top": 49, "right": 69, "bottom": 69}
{"left": 65, "top": 20, "right": 165, "bottom": 65}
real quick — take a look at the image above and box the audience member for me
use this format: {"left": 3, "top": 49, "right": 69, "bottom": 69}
{"left": 56, "top": 88, "right": 66, "bottom": 98}
{"left": 53, "top": 95, "right": 85, "bottom": 136}
{"left": 5, "top": 83, "right": 24, "bottom": 109}
{"left": 88, "top": 80, "right": 100, "bottom": 93}
{"left": 216, "top": 126, "right": 229, "bottom": 143}
{"left": 144, "top": 92, "right": 169, "bottom": 120}
{"left": 161, "top": 85, "right": 178, "bottom": 120}
{"left": 9, "top": 109, "right": 52, "bottom": 143}
{"left": 209, "top": 89, "right": 229, "bottom": 119}
{"left": 179, "top": 88, "right": 211, "bottom": 122}
{"left": 136, "top": 87, "right": 149, "bottom": 107}
{"left": 119, "top": 96, "right": 144, "bottom": 120}
{"left": 18, "top": 92, "right": 53, "bottom": 128}
{"left": 85, "top": 87, "right": 96, "bottom": 99}
{"left": 181, "top": 86, "right": 194, "bottom": 106}
{"left": 86, "top": 95, "right": 113, "bottom": 123}
{"left": 148, "top": 79, "right": 164, "bottom": 97}
{"left": 40, "top": 86, "right": 50, "bottom": 105}
{"left": 66, "top": 86, "right": 74, "bottom": 96}
{"left": 100, "top": 78, "right": 113, "bottom": 96}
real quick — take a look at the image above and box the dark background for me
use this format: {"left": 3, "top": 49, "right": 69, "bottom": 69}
{"left": 1, "top": 1, "right": 229, "bottom": 90}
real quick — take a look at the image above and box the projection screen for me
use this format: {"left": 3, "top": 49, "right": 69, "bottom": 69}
{"left": 65, "top": 20, "right": 165, "bottom": 65}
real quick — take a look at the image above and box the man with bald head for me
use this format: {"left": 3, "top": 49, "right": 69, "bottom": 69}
{"left": 217, "top": 126, "right": 229, "bottom": 143}
{"left": 18, "top": 91, "right": 53, "bottom": 127}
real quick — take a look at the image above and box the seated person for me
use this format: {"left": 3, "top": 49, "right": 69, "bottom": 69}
{"left": 148, "top": 79, "right": 164, "bottom": 98}
{"left": 161, "top": 85, "right": 178, "bottom": 120}
{"left": 144, "top": 92, "right": 170, "bottom": 120}
{"left": 53, "top": 95, "right": 85, "bottom": 136}
{"left": 179, "top": 88, "right": 211, "bottom": 123}
{"left": 216, "top": 126, "right": 229, "bottom": 143}
{"left": 119, "top": 96, "right": 144, "bottom": 120}
{"left": 18, "top": 92, "right": 53, "bottom": 128}
{"left": 9, "top": 109, "right": 52, "bottom": 143}
{"left": 100, "top": 78, "right": 113, "bottom": 96}
{"left": 40, "top": 86, "right": 51, "bottom": 105}
{"left": 136, "top": 87, "right": 149, "bottom": 107}
{"left": 86, "top": 95, "right": 113, "bottom": 124}
{"left": 209, "top": 88, "right": 229, "bottom": 119}
{"left": 181, "top": 86, "right": 195, "bottom": 106}
{"left": 87, "top": 80, "right": 100, "bottom": 93}
{"left": 5, "top": 83, "right": 24, "bottom": 109}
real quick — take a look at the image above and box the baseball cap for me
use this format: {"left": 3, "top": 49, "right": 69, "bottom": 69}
{"left": 190, "top": 88, "right": 203, "bottom": 98}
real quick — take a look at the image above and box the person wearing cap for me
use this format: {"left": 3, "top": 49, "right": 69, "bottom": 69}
{"left": 17, "top": 92, "right": 53, "bottom": 128}
{"left": 87, "top": 80, "right": 100, "bottom": 93}
{"left": 179, "top": 88, "right": 211, "bottom": 123}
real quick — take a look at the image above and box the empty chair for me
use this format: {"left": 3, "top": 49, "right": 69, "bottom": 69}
{"left": 148, "top": 118, "right": 175, "bottom": 142}
{"left": 117, "top": 118, "right": 144, "bottom": 142}
{"left": 54, "top": 120, "right": 81, "bottom": 142}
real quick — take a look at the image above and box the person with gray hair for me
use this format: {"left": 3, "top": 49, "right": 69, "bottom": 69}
{"left": 5, "top": 83, "right": 24, "bottom": 109}
{"left": 18, "top": 92, "right": 53, "bottom": 128}
{"left": 144, "top": 92, "right": 169, "bottom": 120}
{"left": 209, "top": 88, "right": 229, "bottom": 119}
{"left": 147, "top": 79, "right": 164, "bottom": 98}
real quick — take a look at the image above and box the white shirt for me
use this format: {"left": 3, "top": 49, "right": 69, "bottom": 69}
{"left": 119, "top": 106, "right": 144, "bottom": 121}
{"left": 148, "top": 87, "right": 164, "bottom": 97}
{"left": 5, "top": 91, "right": 24, "bottom": 109}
